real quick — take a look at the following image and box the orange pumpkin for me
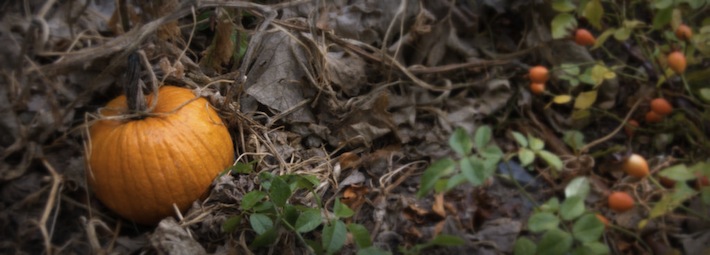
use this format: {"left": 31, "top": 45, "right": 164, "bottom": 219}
{"left": 88, "top": 86, "right": 234, "bottom": 225}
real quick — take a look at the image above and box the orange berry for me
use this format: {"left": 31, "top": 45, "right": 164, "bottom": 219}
{"left": 574, "top": 29, "right": 596, "bottom": 46}
{"left": 675, "top": 24, "right": 693, "bottom": 41}
{"left": 696, "top": 173, "right": 710, "bottom": 189}
{"left": 530, "top": 82, "right": 545, "bottom": 95}
{"left": 650, "top": 98, "right": 673, "bottom": 116}
{"left": 623, "top": 153, "right": 650, "bottom": 178}
{"left": 645, "top": 111, "right": 663, "bottom": 123}
{"left": 667, "top": 51, "right": 687, "bottom": 74}
{"left": 624, "top": 119, "right": 639, "bottom": 137}
{"left": 595, "top": 214, "right": 610, "bottom": 228}
{"left": 608, "top": 191, "right": 635, "bottom": 212}
{"left": 529, "top": 66, "right": 549, "bottom": 83}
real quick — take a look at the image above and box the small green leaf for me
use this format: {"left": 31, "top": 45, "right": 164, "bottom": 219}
{"left": 574, "top": 242, "right": 611, "bottom": 255}
{"left": 417, "top": 158, "right": 455, "bottom": 198}
{"left": 449, "top": 128, "right": 472, "bottom": 156}
{"left": 592, "top": 29, "right": 615, "bottom": 49}
{"left": 565, "top": 176, "right": 590, "bottom": 199}
{"left": 518, "top": 148, "right": 536, "bottom": 167}
{"left": 473, "top": 125, "right": 492, "bottom": 149}
{"left": 574, "top": 90, "right": 598, "bottom": 110}
{"left": 537, "top": 150, "right": 563, "bottom": 172}
{"left": 323, "top": 220, "right": 347, "bottom": 255}
{"left": 528, "top": 135, "right": 545, "bottom": 151}
{"left": 249, "top": 213, "right": 273, "bottom": 235}
{"left": 229, "top": 161, "right": 254, "bottom": 174}
{"left": 659, "top": 164, "right": 696, "bottom": 182}
{"left": 649, "top": 182, "right": 697, "bottom": 218}
{"left": 514, "top": 237, "right": 537, "bottom": 255}
{"left": 613, "top": 27, "right": 632, "bottom": 41}
{"left": 563, "top": 130, "right": 585, "bottom": 151}
{"left": 253, "top": 201, "right": 274, "bottom": 213}
{"left": 241, "top": 191, "right": 267, "bottom": 210}
{"left": 357, "top": 247, "right": 392, "bottom": 255}
{"left": 334, "top": 198, "right": 355, "bottom": 218}
{"left": 590, "top": 64, "right": 615, "bottom": 86}
{"left": 222, "top": 216, "right": 242, "bottom": 233}
{"left": 445, "top": 174, "right": 468, "bottom": 191}
{"left": 699, "top": 88, "right": 710, "bottom": 103}
{"left": 250, "top": 226, "right": 278, "bottom": 248}
{"left": 572, "top": 214, "right": 605, "bottom": 243}
{"left": 582, "top": 0, "right": 604, "bottom": 30}
{"left": 652, "top": 0, "right": 673, "bottom": 9}
{"left": 347, "top": 223, "right": 372, "bottom": 248}
{"left": 560, "top": 195, "right": 586, "bottom": 221}
{"left": 429, "top": 234, "right": 465, "bottom": 246}
{"left": 512, "top": 131, "right": 528, "bottom": 147}
{"left": 461, "top": 156, "right": 486, "bottom": 186}
{"left": 270, "top": 176, "right": 291, "bottom": 207}
{"left": 537, "top": 228, "right": 573, "bottom": 255}
{"left": 551, "top": 13, "right": 578, "bottom": 39}
{"left": 480, "top": 144, "right": 504, "bottom": 160}
{"left": 553, "top": 95, "right": 573, "bottom": 104}
{"left": 653, "top": 7, "right": 673, "bottom": 29}
{"left": 528, "top": 212, "right": 560, "bottom": 233}
{"left": 552, "top": 0, "right": 576, "bottom": 12}
{"left": 540, "top": 197, "right": 560, "bottom": 212}
{"left": 295, "top": 208, "right": 322, "bottom": 233}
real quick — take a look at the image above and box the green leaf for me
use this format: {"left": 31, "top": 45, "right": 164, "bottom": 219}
{"left": 653, "top": 7, "right": 673, "bottom": 29}
{"left": 249, "top": 213, "right": 273, "bottom": 235}
{"left": 553, "top": 95, "right": 573, "bottom": 104}
{"left": 347, "top": 223, "right": 372, "bottom": 248}
{"left": 574, "top": 90, "right": 597, "bottom": 110}
{"left": 560, "top": 63, "right": 581, "bottom": 76}
{"left": 552, "top": 0, "right": 576, "bottom": 12}
{"left": 357, "top": 247, "right": 392, "bottom": 255}
{"left": 461, "top": 156, "right": 486, "bottom": 186}
{"left": 514, "top": 237, "right": 537, "bottom": 255}
{"left": 592, "top": 29, "right": 615, "bottom": 49}
{"left": 590, "top": 64, "right": 615, "bottom": 86}
{"left": 253, "top": 201, "right": 274, "bottom": 213}
{"left": 563, "top": 130, "right": 585, "bottom": 151}
{"left": 573, "top": 242, "right": 610, "bottom": 255}
{"left": 652, "top": 0, "right": 673, "bottom": 9}
{"left": 295, "top": 175, "right": 320, "bottom": 190}
{"left": 250, "top": 226, "right": 278, "bottom": 248}
{"left": 283, "top": 204, "right": 299, "bottom": 226}
{"left": 565, "top": 176, "right": 590, "bottom": 199}
{"left": 659, "top": 164, "right": 696, "bottom": 182}
{"left": 528, "top": 212, "right": 560, "bottom": 233}
{"left": 417, "top": 158, "right": 455, "bottom": 198}
{"left": 334, "top": 198, "right": 355, "bottom": 218}
{"left": 429, "top": 234, "right": 465, "bottom": 246}
{"left": 560, "top": 195, "right": 586, "bottom": 221}
{"left": 449, "top": 128, "right": 472, "bottom": 156}
{"left": 582, "top": 0, "right": 603, "bottom": 30}
{"left": 270, "top": 176, "right": 291, "bottom": 207}
{"left": 222, "top": 216, "right": 242, "bottom": 233}
{"left": 537, "top": 228, "right": 573, "bottom": 255}
{"left": 537, "top": 150, "right": 563, "bottom": 172}
{"left": 512, "top": 131, "right": 528, "bottom": 147}
{"left": 528, "top": 135, "right": 545, "bottom": 151}
{"left": 540, "top": 197, "right": 560, "bottom": 212}
{"left": 241, "top": 191, "right": 266, "bottom": 210}
{"left": 551, "top": 13, "right": 578, "bottom": 39}
{"left": 613, "top": 27, "right": 632, "bottom": 41}
{"left": 295, "top": 208, "right": 322, "bottom": 233}
{"left": 649, "top": 182, "right": 697, "bottom": 219}
{"left": 445, "top": 174, "right": 468, "bottom": 191}
{"left": 229, "top": 161, "right": 254, "bottom": 174}
{"left": 699, "top": 88, "right": 710, "bottom": 103}
{"left": 473, "top": 125, "right": 492, "bottom": 149}
{"left": 480, "top": 144, "right": 504, "bottom": 161}
{"left": 572, "top": 214, "right": 605, "bottom": 243}
{"left": 322, "top": 220, "right": 347, "bottom": 255}
{"left": 518, "top": 148, "right": 536, "bottom": 167}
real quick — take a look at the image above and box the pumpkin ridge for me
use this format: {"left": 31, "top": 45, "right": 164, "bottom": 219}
{"left": 168, "top": 106, "right": 218, "bottom": 197}
{"left": 114, "top": 123, "right": 138, "bottom": 220}
{"left": 154, "top": 118, "right": 191, "bottom": 218}
{"left": 134, "top": 121, "right": 162, "bottom": 217}
{"left": 164, "top": 119, "right": 205, "bottom": 205}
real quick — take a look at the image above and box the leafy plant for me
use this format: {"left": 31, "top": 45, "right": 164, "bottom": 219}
{"left": 510, "top": 131, "right": 563, "bottom": 174}
{"left": 515, "top": 177, "right": 609, "bottom": 255}
{"left": 417, "top": 125, "right": 504, "bottom": 198}
{"left": 225, "top": 172, "right": 391, "bottom": 255}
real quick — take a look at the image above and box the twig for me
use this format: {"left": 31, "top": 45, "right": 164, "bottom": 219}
{"left": 39, "top": 158, "right": 64, "bottom": 255}
{"left": 580, "top": 97, "right": 644, "bottom": 154}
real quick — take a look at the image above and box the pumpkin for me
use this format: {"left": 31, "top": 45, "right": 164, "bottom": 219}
{"left": 88, "top": 86, "right": 234, "bottom": 225}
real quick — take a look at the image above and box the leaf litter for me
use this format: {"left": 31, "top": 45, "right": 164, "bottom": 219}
{"left": 1, "top": 0, "right": 709, "bottom": 254}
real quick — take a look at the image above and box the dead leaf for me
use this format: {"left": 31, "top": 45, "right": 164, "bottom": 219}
{"left": 339, "top": 152, "right": 362, "bottom": 170}
{"left": 432, "top": 193, "right": 446, "bottom": 218}
{"left": 243, "top": 31, "right": 316, "bottom": 123}
{"left": 325, "top": 51, "right": 367, "bottom": 97}
{"left": 150, "top": 218, "right": 207, "bottom": 255}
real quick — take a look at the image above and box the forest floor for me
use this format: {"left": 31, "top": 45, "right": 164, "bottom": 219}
{"left": 1, "top": 0, "right": 709, "bottom": 254}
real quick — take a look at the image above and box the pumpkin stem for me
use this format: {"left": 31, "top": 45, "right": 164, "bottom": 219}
{"left": 125, "top": 52, "right": 147, "bottom": 117}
